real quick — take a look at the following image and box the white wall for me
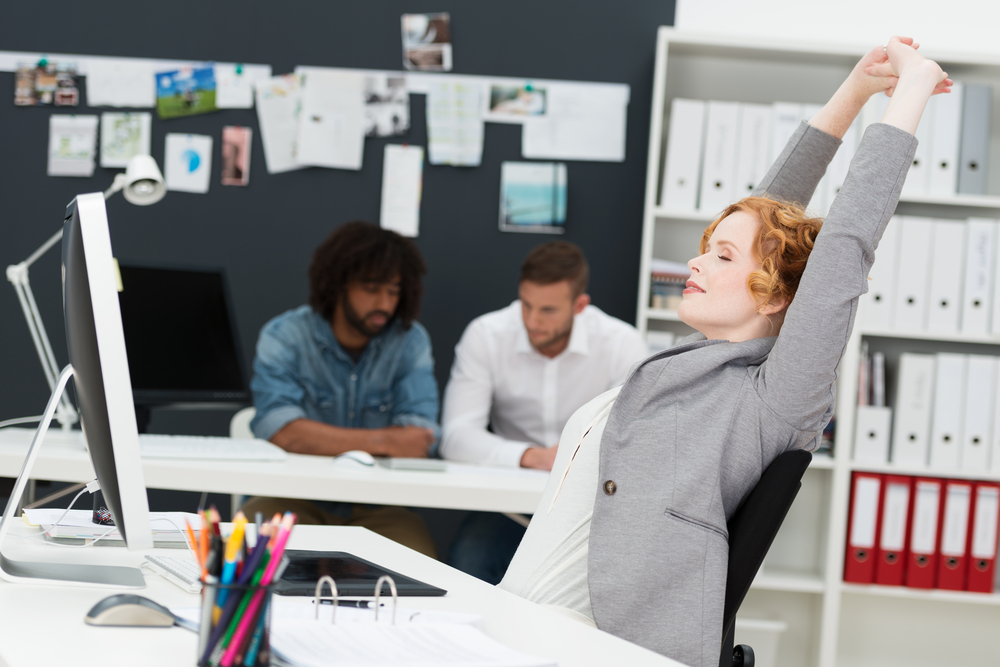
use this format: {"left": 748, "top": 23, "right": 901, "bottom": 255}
{"left": 676, "top": 0, "right": 1000, "bottom": 59}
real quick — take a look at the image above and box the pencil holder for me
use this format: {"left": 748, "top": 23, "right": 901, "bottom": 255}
{"left": 197, "top": 581, "right": 278, "bottom": 667}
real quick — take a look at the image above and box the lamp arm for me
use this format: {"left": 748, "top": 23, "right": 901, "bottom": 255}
{"left": 103, "top": 173, "right": 127, "bottom": 201}
{"left": 6, "top": 233, "right": 79, "bottom": 429}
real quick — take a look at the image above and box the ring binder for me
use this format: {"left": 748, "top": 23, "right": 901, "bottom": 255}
{"left": 374, "top": 575, "right": 398, "bottom": 625}
{"left": 310, "top": 574, "right": 399, "bottom": 625}
{"left": 314, "top": 575, "right": 338, "bottom": 623}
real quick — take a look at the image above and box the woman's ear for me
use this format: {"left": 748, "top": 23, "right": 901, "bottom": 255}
{"left": 758, "top": 296, "right": 789, "bottom": 316}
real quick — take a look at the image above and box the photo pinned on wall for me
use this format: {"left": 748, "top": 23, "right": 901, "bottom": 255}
{"left": 364, "top": 74, "right": 410, "bottom": 137}
{"left": 499, "top": 161, "right": 567, "bottom": 234}
{"left": 401, "top": 12, "right": 453, "bottom": 71}
{"left": 15, "top": 61, "right": 79, "bottom": 106}
{"left": 47, "top": 115, "right": 98, "bottom": 177}
{"left": 485, "top": 83, "right": 547, "bottom": 123}
{"left": 156, "top": 65, "right": 218, "bottom": 119}
{"left": 221, "top": 126, "right": 252, "bottom": 186}
{"left": 164, "top": 133, "right": 213, "bottom": 194}
{"left": 100, "top": 112, "right": 152, "bottom": 168}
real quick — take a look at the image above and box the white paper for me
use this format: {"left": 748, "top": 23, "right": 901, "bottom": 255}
{"left": 380, "top": 145, "right": 424, "bottom": 237}
{"left": 47, "top": 114, "right": 98, "bottom": 177}
{"left": 165, "top": 133, "right": 213, "bottom": 194}
{"left": 24, "top": 509, "right": 199, "bottom": 539}
{"left": 270, "top": 597, "right": 480, "bottom": 626}
{"left": 100, "top": 112, "right": 151, "bottom": 168}
{"left": 295, "top": 69, "right": 366, "bottom": 170}
{"left": 522, "top": 82, "right": 628, "bottom": 162}
{"left": 426, "top": 79, "right": 484, "bottom": 167}
{"left": 271, "top": 623, "right": 555, "bottom": 667}
{"left": 215, "top": 63, "right": 272, "bottom": 108}
{"left": 365, "top": 73, "right": 410, "bottom": 137}
{"left": 85, "top": 57, "right": 157, "bottom": 107}
{"left": 255, "top": 73, "right": 307, "bottom": 174}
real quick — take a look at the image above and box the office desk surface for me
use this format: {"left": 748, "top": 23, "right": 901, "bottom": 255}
{"left": 0, "top": 428, "right": 548, "bottom": 513}
{"left": 0, "top": 524, "right": 682, "bottom": 667}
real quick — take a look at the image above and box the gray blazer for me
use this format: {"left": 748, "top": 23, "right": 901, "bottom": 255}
{"left": 588, "top": 122, "right": 918, "bottom": 667}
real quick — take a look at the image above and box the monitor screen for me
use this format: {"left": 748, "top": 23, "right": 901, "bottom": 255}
{"left": 63, "top": 193, "right": 153, "bottom": 553}
{"left": 116, "top": 263, "right": 248, "bottom": 407}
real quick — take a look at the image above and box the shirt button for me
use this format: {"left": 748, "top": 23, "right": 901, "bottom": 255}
{"left": 348, "top": 411, "right": 355, "bottom": 419}
{"left": 379, "top": 405, "right": 387, "bottom": 412}
{"left": 350, "top": 374, "right": 357, "bottom": 382}
{"left": 603, "top": 480, "right": 617, "bottom": 496}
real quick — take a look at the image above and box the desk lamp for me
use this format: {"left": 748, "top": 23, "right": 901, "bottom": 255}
{"left": 5, "top": 154, "right": 166, "bottom": 430}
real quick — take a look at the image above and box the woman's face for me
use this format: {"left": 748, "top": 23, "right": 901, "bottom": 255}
{"left": 678, "top": 210, "right": 774, "bottom": 341}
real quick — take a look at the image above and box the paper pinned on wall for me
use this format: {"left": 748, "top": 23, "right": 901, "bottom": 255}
{"left": 254, "top": 73, "right": 307, "bottom": 174}
{"left": 215, "top": 63, "right": 272, "bottom": 108}
{"left": 364, "top": 73, "right": 410, "bottom": 137}
{"left": 100, "top": 112, "right": 152, "bottom": 168}
{"left": 221, "top": 125, "right": 252, "bottom": 186}
{"left": 522, "top": 82, "right": 629, "bottom": 162}
{"left": 164, "top": 133, "right": 213, "bottom": 193}
{"left": 380, "top": 144, "right": 424, "bottom": 237}
{"left": 156, "top": 65, "right": 218, "bottom": 119}
{"left": 426, "top": 79, "right": 484, "bottom": 167}
{"left": 295, "top": 68, "right": 366, "bottom": 170}
{"left": 84, "top": 58, "right": 157, "bottom": 107}
{"left": 47, "top": 114, "right": 98, "bottom": 177}
{"left": 499, "top": 161, "right": 567, "bottom": 234}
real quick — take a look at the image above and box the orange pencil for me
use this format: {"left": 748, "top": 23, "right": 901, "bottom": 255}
{"left": 183, "top": 518, "right": 200, "bottom": 564}
{"left": 198, "top": 509, "right": 210, "bottom": 580}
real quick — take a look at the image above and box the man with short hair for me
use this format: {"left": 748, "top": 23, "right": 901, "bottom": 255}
{"left": 440, "top": 241, "right": 648, "bottom": 581}
{"left": 243, "top": 221, "right": 439, "bottom": 557}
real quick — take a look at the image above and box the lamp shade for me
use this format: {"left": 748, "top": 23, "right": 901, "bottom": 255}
{"left": 122, "top": 155, "right": 166, "bottom": 206}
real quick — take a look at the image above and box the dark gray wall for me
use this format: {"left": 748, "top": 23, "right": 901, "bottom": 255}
{"left": 0, "top": 2, "right": 675, "bottom": 442}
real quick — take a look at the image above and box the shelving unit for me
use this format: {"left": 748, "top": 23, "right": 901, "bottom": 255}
{"left": 639, "top": 27, "right": 1000, "bottom": 667}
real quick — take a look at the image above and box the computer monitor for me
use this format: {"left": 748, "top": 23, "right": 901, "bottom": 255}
{"left": 0, "top": 192, "right": 152, "bottom": 588}
{"left": 116, "top": 262, "right": 249, "bottom": 412}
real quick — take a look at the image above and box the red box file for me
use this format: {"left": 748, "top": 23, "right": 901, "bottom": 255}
{"left": 966, "top": 482, "right": 1000, "bottom": 593}
{"left": 874, "top": 475, "right": 911, "bottom": 586}
{"left": 906, "top": 477, "right": 942, "bottom": 589}
{"left": 936, "top": 480, "right": 973, "bottom": 591}
{"left": 845, "top": 472, "right": 882, "bottom": 584}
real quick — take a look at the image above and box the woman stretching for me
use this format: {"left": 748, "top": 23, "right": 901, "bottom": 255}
{"left": 499, "top": 37, "right": 951, "bottom": 667}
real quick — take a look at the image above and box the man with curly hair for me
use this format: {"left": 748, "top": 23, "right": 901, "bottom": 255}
{"left": 242, "top": 221, "right": 439, "bottom": 557}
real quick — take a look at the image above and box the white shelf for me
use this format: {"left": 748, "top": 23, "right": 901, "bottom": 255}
{"left": 651, "top": 206, "right": 717, "bottom": 222}
{"left": 898, "top": 192, "right": 1000, "bottom": 209}
{"left": 850, "top": 460, "right": 1000, "bottom": 482}
{"left": 645, "top": 308, "right": 683, "bottom": 322}
{"left": 861, "top": 327, "right": 1000, "bottom": 345}
{"left": 809, "top": 453, "right": 835, "bottom": 470}
{"left": 841, "top": 583, "right": 1000, "bottom": 606}
{"left": 752, "top": 568, "right": 826, "bottom": 594}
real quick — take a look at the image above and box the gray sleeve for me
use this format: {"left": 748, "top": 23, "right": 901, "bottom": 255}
{"left": 758, "top": 123, "right": 918, "bottom": 431}
{"left": 753, "top": 121, "right": 842, "bottom": 208}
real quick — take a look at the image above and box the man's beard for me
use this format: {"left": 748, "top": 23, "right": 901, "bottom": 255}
{"left": 343, "top": 296, "right": 392, "bottom": 338}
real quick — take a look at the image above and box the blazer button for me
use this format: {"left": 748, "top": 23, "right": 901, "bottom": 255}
{"left": 603, "top": 480, "right": 617, "bottom": 495}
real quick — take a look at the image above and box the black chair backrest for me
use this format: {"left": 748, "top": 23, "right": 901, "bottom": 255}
{"left": 722, "top": 449, "right": 812, "bottom": 640}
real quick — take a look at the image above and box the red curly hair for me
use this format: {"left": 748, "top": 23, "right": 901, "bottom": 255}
{"left": 700, "top": 197, "right": 824, "bottom": 311}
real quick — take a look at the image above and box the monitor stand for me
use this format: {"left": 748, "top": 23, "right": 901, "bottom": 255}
{"left": 0, "top": 365, "right": 145, "bottom": 588}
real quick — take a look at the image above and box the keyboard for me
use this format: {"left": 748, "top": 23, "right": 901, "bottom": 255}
{"left": 138, "top": 434, "right": 288, "bottom": 461}
{"left": 144, "top": 554, "right": 202, "bottom": 593}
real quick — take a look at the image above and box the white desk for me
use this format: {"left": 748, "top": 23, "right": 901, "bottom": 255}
{"left": 0, "top": 523, "right": 682, "bottom": 667}
{"left": 0, "top": 428, "right": 547, "bottom": 514}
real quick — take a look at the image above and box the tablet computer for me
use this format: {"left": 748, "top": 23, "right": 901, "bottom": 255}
{"left": 274, "top": 551, "right": 447, "bottom": 597}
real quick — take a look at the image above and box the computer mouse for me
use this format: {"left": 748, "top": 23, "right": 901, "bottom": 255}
{"left": 332, "top": 450, "right": 376, "bottom": 467}
{"left": 84, "top": 594, "right": 176, "bottom": 627}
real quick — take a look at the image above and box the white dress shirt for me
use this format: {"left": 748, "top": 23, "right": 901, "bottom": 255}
{"left": 440, "top": 300, "right": 648, "bottom": 467}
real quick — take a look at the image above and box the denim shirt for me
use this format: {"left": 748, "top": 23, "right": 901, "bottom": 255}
{"left": 249, "top": 305, "right": 441, "bottom": 454}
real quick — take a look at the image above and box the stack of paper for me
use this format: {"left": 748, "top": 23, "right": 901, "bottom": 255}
{"left": 23, "top": 509, "right": 200, "bottom": 546}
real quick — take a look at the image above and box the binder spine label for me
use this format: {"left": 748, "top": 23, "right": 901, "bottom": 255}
{"left": 972, "top": 487, "right": 1000, "bottom": 559}
{"left": 911, "top": 482, "right": 941, "bottom": 554}
{"left": 941, "top": 484, "right": 972, "bottom": 556}
{"left": 880, "top": 482, "right": 910, "bottom": 552}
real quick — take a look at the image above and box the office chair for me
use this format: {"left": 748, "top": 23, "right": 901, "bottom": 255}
{"left": 720, "top": 448, "right": 813, "bottom": 667}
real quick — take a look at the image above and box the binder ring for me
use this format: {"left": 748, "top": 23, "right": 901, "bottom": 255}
{"left": 314, "top": 575, "right": 339, "bottom": 624}
{"left": 374, "top": 575, "right": 398, "bottom": 625}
